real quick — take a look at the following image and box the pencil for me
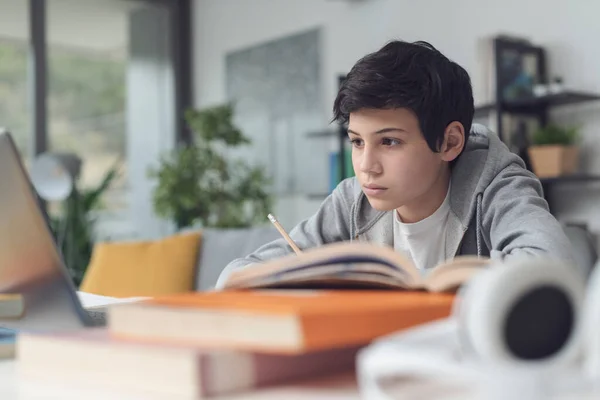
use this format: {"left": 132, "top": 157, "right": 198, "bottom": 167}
{"left": 267, "top": 213, "right": 303, "bottom": 255}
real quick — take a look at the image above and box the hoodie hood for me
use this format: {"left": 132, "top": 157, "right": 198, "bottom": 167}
{"left": 449, "top": 123, "right": 527, "bottom": 228}
{"left": 352, "top": 123, "right": 526, "bottom": 256}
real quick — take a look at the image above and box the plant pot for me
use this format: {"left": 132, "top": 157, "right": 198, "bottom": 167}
{"left": 527, "top": 145, "right": 579, "bottom": 178}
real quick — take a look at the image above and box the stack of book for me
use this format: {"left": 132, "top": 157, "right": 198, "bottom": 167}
{"left": 15, "top": 289, "right": 455, "bottom": 398}
{"left": 0, "top": 294, "right": 24, "bottom": 360}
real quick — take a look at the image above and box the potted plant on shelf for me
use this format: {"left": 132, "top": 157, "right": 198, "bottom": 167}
{"left": 527, "top": 124, "right": 580, "bottom": 178}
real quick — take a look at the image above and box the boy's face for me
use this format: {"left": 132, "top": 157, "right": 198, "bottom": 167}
{"left": 347, "top": 108, "right": 463, "bottom": 222}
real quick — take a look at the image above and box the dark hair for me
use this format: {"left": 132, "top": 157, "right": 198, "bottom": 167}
{"left": 332, "top": 40, "right": 474, "bottom": 153}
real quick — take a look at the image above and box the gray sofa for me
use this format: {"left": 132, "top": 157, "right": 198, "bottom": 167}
{"left": 194, "top": 223, "right": 598, "bottom": 290}
{"left": 194, "top": 226, "right": 281, "bottom": 291}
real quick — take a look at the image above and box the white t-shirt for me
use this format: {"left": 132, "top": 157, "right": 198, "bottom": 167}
{"left": 393, "top": 184, "right": 451, "bottom": 272}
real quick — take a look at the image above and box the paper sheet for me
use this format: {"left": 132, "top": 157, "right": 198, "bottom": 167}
{"left": 76, "top": 291, "right": 149, "bottom": 309}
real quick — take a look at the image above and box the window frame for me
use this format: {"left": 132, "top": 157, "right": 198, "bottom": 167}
{"left": 27, "top": 0, "right": 193, "bottom": 158}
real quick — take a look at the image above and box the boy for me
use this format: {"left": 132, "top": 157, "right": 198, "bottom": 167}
{"left": 216, "top": 40, "right": 574, "bottom": 288}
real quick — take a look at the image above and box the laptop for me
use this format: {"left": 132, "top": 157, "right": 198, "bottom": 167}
{"left": 0, "top": 130, "right": 105, "bottom": 331}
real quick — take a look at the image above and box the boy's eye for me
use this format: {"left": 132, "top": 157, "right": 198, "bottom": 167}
{"left": 349, "top": 138, "right": 364, "bottom": 147}
{"left": 382, "top": 138, "right": 402, "bottom": 146}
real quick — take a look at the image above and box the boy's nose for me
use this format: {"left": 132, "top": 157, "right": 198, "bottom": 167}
{"left": 359, "top": 149, "right": 382, "bottom": 175}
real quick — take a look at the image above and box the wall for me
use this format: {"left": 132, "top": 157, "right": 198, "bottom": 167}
{"left": 193, "top": 0, "right": 600, "bottom": 231}
{"left": 126, "top": 4, "right": 176, "bottom": 240}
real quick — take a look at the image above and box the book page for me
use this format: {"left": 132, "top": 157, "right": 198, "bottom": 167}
{"left": 225, "top": 242, "right": 422, "bottom": 289}
{"left": 423, "top": 256, "right": 490, "bottom": 292}
{"left": 235, "top": 269, "right": 415, "bottom": 290}
{"left": 76, "top": 291, "right": 149, "bottom": 310}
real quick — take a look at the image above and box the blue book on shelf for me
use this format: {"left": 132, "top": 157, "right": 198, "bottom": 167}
{"left": 0, "top": 329, "right": 16, "bottom": 359}
{"left": 329, "top": 152, "right": 339, "bottom": 193}
{"left": 329, "top": 151, "right": 355, "bottom": 193}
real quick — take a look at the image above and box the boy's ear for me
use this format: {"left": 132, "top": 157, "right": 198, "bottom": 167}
{"left": 440, "top": 121, "right": 465, "bottom": 162}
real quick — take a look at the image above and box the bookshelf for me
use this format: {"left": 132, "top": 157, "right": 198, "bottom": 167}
{"left": 475, "top": 91, "right": 600, "bottom": 118}
{"left": 475, "top": 36, "right": 600, "bottom": 142}
{"left": 308, "top": 38, "right": 600, "bottom": 210}
{"left": 305, "top": 75, "right": 352, "bottom": 199}
{"left": 474, "top": 36, "right": 600, "bottom": 211}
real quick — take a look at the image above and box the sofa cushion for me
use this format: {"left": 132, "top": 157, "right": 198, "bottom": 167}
{"left": 80, "top": 231, "right": 201, "bottom": 297}
{"left": 195, "top": 226, "right": 281, "bottom": 291}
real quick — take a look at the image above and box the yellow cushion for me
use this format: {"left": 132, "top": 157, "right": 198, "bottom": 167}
{"left": 80, "top": 231, "right": 202, "bottom": 298}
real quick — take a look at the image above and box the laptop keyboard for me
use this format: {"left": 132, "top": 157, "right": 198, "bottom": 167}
{"left": 85, "top": 309, "right": 107, "bottom": 326}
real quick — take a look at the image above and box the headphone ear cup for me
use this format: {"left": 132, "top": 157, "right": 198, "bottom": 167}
{"left": 456, "top": 257, "right": 585, "bottom": 367}
{"left": 582, "top": 260, "right": 600, "bottom": 378}
{"left": 452, "top": 267, "right": 493, "bottom": 357}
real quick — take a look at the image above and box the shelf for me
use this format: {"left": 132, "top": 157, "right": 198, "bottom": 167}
{"left": 306, "top": 129, "right": 346, "bottom": 138}
{"left": 306, "top": 193, "right": 330, "bottom": 200}
{"left": 539, "top": 174, "right": 600, "bottom": 185}
{"left": 474, "top": 90, "right": 600, "bottom": 117}
{"left": 306, "top": 129, "right": 338, "bottom": 138}
{"left": 473, "top": 103, "right": 497, "bottom": 117}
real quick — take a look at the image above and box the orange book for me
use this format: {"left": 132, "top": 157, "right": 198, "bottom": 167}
{"left": 108, "top": 290, "right": 455, "bottom": 353}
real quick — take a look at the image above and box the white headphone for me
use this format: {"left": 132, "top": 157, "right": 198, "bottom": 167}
{"left": 456, "top": 257, "right": 585, "bottom": 367}
{"left": 358, "top": 256, "right": 592, "bottom": 399}
{"left": 581, "top": 258, "right": 600, "bottom": 381}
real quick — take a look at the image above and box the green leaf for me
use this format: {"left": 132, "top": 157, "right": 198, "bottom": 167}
{"left": 49, "top": 165, "right": 118, "bottom": 287}
{"left": 531, "top": 124, "right": 580, "bottom": 146}
{"left": 148, "top": 103, "right": 273, "bottom": 229}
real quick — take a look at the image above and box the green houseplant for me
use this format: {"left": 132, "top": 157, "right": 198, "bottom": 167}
{"left": 528, "top": 124, "right": 580, "bottom": 178}
{"left": 49, "top": 165, "right": 120, "bottom": 286}
{"left": 148, "top": 103, "right": 273, "bottom": 230}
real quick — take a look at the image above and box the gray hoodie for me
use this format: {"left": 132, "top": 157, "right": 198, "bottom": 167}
{"left": 215, "top": 124, "right": 574, "bottom": 288}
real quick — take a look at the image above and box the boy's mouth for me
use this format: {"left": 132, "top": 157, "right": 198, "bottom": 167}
{"left": 363, "top": 184, "right": 388, "bottom": 196}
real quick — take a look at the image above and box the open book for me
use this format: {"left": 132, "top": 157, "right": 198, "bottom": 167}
{"left": 222, "top": 241, "right": 490, "bottom": 292}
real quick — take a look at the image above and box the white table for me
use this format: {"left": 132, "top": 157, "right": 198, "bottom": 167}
{"left": 0, "top": 360, "right": 361, "bottom": 400}
{"left": 5, "top": 357, "right": 600, "bottom": 400}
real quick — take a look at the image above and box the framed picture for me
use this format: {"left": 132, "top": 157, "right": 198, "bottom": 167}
{"left": 494, "top": 37, "right": 546, "bottom": 103}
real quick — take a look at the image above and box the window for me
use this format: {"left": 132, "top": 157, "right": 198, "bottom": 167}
{"left": 48, "top": 0, "right": 129, "bottom": 211}
{"left": 0, "top": 0, "right": 30, "bottom": 159}
{"left": 0, "top": 0, "right": 190, "bottom": 240}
